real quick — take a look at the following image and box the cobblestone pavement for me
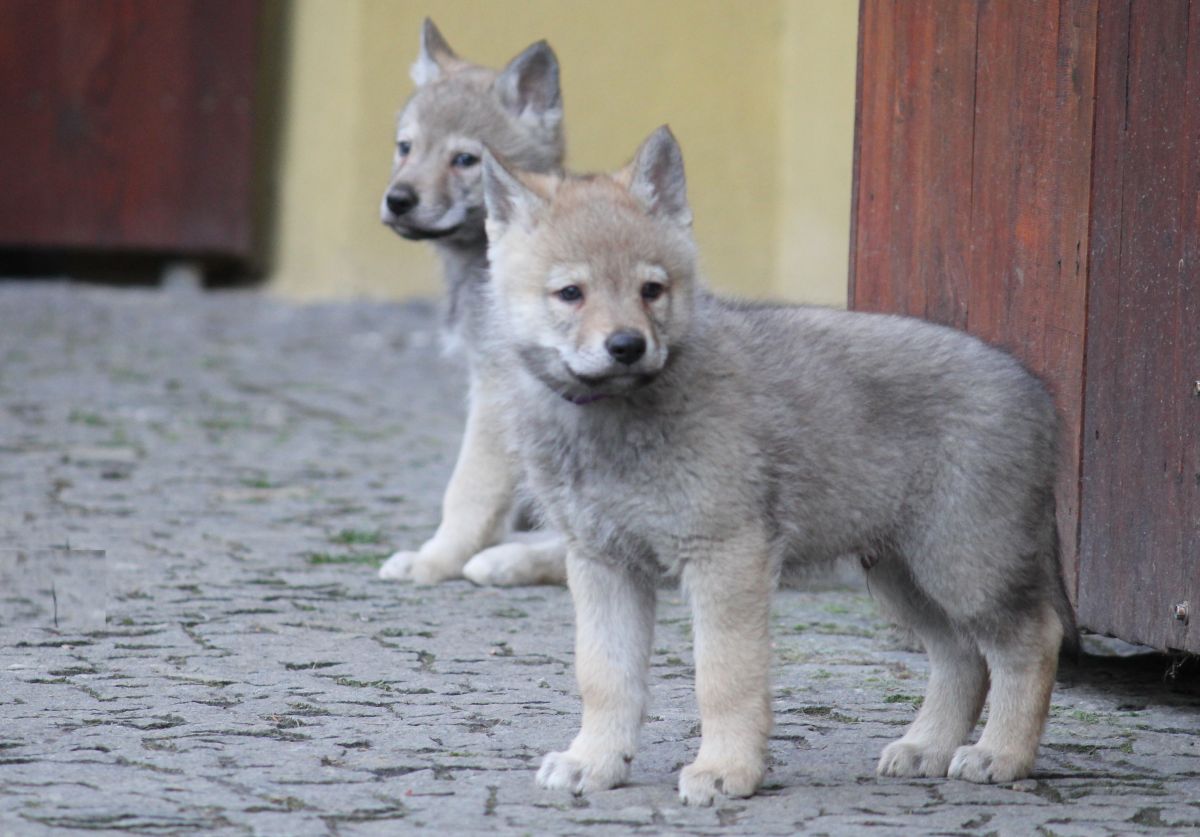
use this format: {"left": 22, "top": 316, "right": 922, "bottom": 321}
{"left": 1, "top": 283, "right": 1198, "bottom": 836}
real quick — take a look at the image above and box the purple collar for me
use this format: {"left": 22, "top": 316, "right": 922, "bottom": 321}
{"left": 564, "top": 392, "right": 609, "bottom": 406}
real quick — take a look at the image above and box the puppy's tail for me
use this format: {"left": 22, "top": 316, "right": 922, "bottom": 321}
{"left": 1049, "top": 522, "right": 1081, "bottom": 660}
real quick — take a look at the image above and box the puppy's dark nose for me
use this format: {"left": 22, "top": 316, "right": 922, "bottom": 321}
{"left": 386, "top": 186, "right": 418, "bottom": 217}
{"left": 605, "top": 330, "right": 647, "bottom": 365}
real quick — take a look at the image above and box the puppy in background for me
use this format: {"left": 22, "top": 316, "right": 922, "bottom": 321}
{"left": 378, "top": 19, "right": 568, "bottom": 587}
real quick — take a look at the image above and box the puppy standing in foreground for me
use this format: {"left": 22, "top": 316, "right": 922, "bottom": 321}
{"left": 377, "top": 20, "right": 568, "bottom": 587}
{"left": 479, "top": 128, "right": 1077, "bottom": 804}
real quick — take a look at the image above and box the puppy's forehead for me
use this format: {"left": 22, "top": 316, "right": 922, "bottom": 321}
{"left": 551, "top": 176, "right": 639, "bottom": 213}
{"left": 400, "top": 75, "right": 510, "bottom": 140}
{"left": 541, "top": 178, "right": 683, "bottom": 268}
{"left": 547, "top": 262, "right": 590, "bottom": 284}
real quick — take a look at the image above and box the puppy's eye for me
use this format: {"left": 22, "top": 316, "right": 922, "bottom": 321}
{"left": 397, "top": 140, "right": 412, "bottom": 156}
{"left": 555, "top": 285, "right": 583, "bottom": 303}
{"left": 451, "top": 152, "right": 480, "bottom": 168}
{"left": 641, "top": 281, "right": 666, "bottom": 301}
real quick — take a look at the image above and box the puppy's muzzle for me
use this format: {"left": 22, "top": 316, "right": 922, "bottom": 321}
{"left": 385, "top": 185, "right": 418, "bottom": 217}
{"left": 605, "top": 330, "right": 647, "bottom": 366}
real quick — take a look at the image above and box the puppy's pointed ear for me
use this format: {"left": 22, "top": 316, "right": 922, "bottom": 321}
{"left": 624, "top": 125, "right": 691, "bottom": 227}
{"left": 411, "top": 18, "right": 458, "bottom": 86}
{"left": 494, "top": 40, "right": 562, "bottom": 131}
{"left": 482, "top": 150, "right": 546, "bottom": 236}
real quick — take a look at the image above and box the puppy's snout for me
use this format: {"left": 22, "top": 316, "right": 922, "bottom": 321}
{"left": 605, "top": 330, "right": 647, "bottom": 366}
{"left": 385, "top": 185, "right": 418, "bottom": 217}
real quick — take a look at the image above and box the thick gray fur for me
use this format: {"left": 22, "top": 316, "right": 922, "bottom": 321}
{"left": 481, "top": 127, "right": 1078, "bottom": 800}
{"left": 522, "top": 296, "right": 1073, "bottom": 638}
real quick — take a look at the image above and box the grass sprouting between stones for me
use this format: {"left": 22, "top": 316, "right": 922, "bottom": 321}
{"left": 329, "top": 528, "right": 387, "bottom": 545}
{"left": 305, "top": 551, "right": 390, "bottom": 567}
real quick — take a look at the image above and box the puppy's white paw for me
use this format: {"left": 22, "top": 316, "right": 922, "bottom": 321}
{"left": 678, "top": 759, "right": 763, "bottom": 806}
{"left": 463, "top": 543, "right": 536, "bottom": 587}
{"left": 378, "top": 550, "right": 417, "bottom": 581}
{"left": 463, "top": 542, "right": 556, "bottom": 586}
{"left": 377, "top": 548, "right": 462, "bottom": 584}
{"left": 536, "top": 749, "right": 629, "bottom": 795}
{"left": 877, "top": 740, "right": 954, "bottom": 778}
{"left": 948, "top": 744, "right": 1032, "bottom": 783}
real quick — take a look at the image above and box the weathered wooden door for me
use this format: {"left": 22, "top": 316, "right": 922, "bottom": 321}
{"left": 850, "top": 0, "right": 1198, "bottom": 652}
{"left": 0, "top": 0, "right": 261, "bottom": 262}
{"left": 1078, "top": 1, "right": 1199, "bottom": 653}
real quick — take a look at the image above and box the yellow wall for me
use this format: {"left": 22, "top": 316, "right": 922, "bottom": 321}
{"left": 777, "top": 0, "right": 859, "bottom": 306}
{"left": 268, "top": 0, "right": 858, "bottom": 305}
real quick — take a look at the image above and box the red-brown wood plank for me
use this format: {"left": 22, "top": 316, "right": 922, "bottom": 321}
{"left": 0, "top": 0, "right": 260, "bottom": 257}
{"left": 1186, "top": 0, "right": 1200, "bottom": 656}
{"left": 850, "top": 0, "right": 978, "bottom": 328}
{"left": 1080, "top": 0, "right": 1199, "bottom": 652}
{"left": 966, "top": 0, "right": 1097, "bottom": 597}
{"left": 850, "top": 0, "right": 1097, "bottom": 600}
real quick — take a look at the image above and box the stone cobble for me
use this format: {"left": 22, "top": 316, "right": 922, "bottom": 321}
{"left": 0, "top": 283, "right": 1197, "bottom": 836}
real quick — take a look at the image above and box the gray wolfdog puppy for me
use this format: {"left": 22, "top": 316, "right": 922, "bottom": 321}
{"left": 378, "top": 19, "right": 568, "bottom": 587}
{"left": 478, "top": 127, "right": 1077, "bottom": 804}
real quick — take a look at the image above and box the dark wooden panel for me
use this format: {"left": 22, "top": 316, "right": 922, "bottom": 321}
{"left": 0, "top": 0, "right": 259, "bottom": 257}
{"left": 965, "top": 0, "right": 1097, "bottom": 593}
{"left": 1079, "top": 0, "right": 1199, "bottom": 653}
{"left": 850, "top": 0, "right": 1096, "bottom": 598}
{"left": 850, "top": 0, "right": 978, "bottom": 329}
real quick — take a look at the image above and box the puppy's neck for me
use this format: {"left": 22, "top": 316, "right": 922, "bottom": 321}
{"left": 435, "top": 236, "right": 490, "bottom": 289}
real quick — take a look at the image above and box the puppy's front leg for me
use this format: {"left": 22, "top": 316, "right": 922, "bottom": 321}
{"left": 678, "top": 530, "right": 773, "bottom": 806}
{"left": 538, "top": 551, "right": 655, "bottom": 794}
{"left": 379, "top": 379, "right": 516, "bottom": 584}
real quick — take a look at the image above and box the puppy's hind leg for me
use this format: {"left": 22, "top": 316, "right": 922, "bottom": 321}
{"left": 379, "top": 380, "right": 517, "bottom": 584}
{"left": 463, "top": 530, "right": 568, "bottom": 587}
{"left": 873, "top": 563, "right": 988, "bottom": 778}
{"left": 949, "top": 601, "right": 1061, "bottom": 783}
